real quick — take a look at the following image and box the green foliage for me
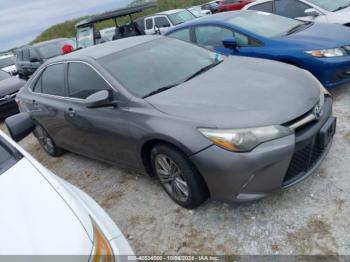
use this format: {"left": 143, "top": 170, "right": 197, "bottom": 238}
{"left": 31, "top": 0, "right": 209, "bottom": 44}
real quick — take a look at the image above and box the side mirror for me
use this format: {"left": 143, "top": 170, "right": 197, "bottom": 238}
{"left": 86, "top": 90, "right": 114, "bottom": 108}
{"left": 30, "top": 57, "right": 40, "bottom": 63}
{"left": 154, "top": 25, "right": 161, "bottom": 35}
{"left": 5, "top": 113, "right": 35, "bottom": 142}
{"left": 222, "top": 37, "right": 237, "bottom": 50}
{"left": 304, "top": 8, "right": 320, "bottom": 17}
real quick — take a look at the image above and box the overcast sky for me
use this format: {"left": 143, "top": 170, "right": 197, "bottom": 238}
{"left": 0, "top": 0, "right": 133, "bottom": 52}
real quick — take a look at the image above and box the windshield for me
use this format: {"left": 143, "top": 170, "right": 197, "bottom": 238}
{"left": 36, "top": 40, "right": 69, "bottom": 59}
{"left": 0, "top": 56, "right": 15, "bottom": 68}
{"left": 77, "top": 26, "right": 94, "bottom": 48}
{"left": 168, "top": 10, "right": 196, "bottom": 25}
{"left": 229, "top": 11, "right": 306, "bottom": 38}
{"left": 99, "top": 38, "right": 223, "bottom": 97}
{"left": 307, "top": 0, "right": 350, "bottom": 12}
{"left": 0, "top": 70, "right": 10, "bottom": 80}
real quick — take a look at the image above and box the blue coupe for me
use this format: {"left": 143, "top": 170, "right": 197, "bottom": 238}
{"left": 165, "top": 10, "right": 350, "bottom": 89}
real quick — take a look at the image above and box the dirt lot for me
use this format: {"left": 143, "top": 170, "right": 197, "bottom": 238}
{"left": 1, "top": 86, "right": 349, "bottom": 255}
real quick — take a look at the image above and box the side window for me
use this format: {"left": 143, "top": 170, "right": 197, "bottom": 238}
{"left": 23, "top": 49, "right": 30, "bottom": 61}
{"left": 41, "top": 64, "right": 65, "bottom": 96}
{"left": 154, "top": 17, "right": 171, "bottom": 28}
{"left": 248, "top": 2, "right": 274, "bottom": 13}
{"left": 15, "top": 50, "right": 22, "bottom": 61}
{"left": 275, "top": 0, "right": 311, "bottom": 18}
{"left": 145, "top": 18, "right": 153, "bottom": 30}
{"left": 29, "top": 48, "right": 38, "bottom": 60}
{"left": 68, "top": 63, "right": 110, "bottom": 100}
{"left": 32, "top": 75, "right": 42, "bottom": 93}
{"left": 167, "top": 28, "right": 191, "bottom": 43}
{"left": 235, "top": 32, "right": 249, "bottom": 46}
{"left": 195, "top": 26, "right": 234, "bottom": 49}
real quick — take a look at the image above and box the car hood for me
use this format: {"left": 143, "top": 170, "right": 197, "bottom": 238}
{"left": 0, "top": 77, "right": 25, "bottom": 97}
{"left": 145, "top": 56, "right": 320, "bottom": 128}
{"left": 281, "top": 23, "right": 350, "bottom": 49}
{"left": 0, "top": 158, "right": 93, "bottom": 255}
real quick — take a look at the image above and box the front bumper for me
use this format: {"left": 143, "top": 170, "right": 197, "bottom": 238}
{"left": 307, "top": 56, "right": 350, "bottom": 89}
{"left": 190, "top": 97, "right": 334, "bottom": 202}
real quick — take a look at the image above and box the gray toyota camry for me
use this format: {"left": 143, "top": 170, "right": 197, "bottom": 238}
{"left": 17, "top": 36, "right": 335, "bottom": 209}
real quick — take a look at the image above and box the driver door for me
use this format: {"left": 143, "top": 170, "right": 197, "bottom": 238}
{"left": 63, "top": 62, "right": 134, "bottom": 166}
{"left": 154, "top": 16, "right": 172, "bottom": 34}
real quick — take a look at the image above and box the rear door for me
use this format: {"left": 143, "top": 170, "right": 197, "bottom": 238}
{"left": 28, "top": 63, "right": 72, "bottom": 148}
{"left": 144, "top": 17, "right": 155, "bottom": 35}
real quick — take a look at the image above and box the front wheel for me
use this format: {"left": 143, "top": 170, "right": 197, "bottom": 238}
{"left": 151, "top": 144, "right": 209, "bottom": 209}
{"left": 33, "top": 125, "right": 63, "bottom": 157}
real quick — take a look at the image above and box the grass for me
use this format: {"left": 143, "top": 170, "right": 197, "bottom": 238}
{"left": 31, "top": 0, "right": 209, "bottom": 44}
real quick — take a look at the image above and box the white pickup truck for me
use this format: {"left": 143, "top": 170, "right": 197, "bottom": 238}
{"left": 136, "top": 9, "right": 197, "bottom": 35}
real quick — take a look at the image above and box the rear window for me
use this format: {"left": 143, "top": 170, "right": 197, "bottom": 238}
{"left": 0, "top": 136, "right": 21, "bottom": 176}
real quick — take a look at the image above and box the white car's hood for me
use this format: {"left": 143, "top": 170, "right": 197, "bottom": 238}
{"left": 0, "top": 158, "right": 93, "bottom": 255}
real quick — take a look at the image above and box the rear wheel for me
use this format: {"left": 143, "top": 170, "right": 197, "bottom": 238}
{"left": 33, "top": 125, "right": 63, "bottom": 157}
{"left": 151, "top": 144, "right": 209, "bottom": 209}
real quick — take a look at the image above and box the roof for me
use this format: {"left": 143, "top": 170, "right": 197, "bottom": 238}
{"left": 156, "top": 9, "right": 185, "bottom": 15}
{"left": 76, "top": 3, "right": 156, "bottom": 28}
{"left": 33, "top": 38, "right": 70, "bottom": 47}
{"left": 49, "top": 35, "right": 162, "bottom": 62}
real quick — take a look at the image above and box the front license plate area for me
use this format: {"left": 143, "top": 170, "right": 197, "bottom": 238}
{"left": 318, "top": 117, "right": 336, "bottom": 149}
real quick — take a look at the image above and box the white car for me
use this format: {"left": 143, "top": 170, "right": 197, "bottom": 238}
{"left": 137, "top": 9, "right": 197, "bottom": 35}
{"left": 243, "top": 0, "right": 350, "bottom": 25}
{"left": 188, "top": 6, "right": 212, "bottom": 17}
{"left": 0, "top": 113, "right": 133, "bottom": 257}
{"left": 0, "top": 54, "right": 17, "bottom": 76}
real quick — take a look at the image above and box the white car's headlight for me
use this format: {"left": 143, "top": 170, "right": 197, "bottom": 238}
{"left": 90, "top": 217, "right": 114, "bottom": 262}
{"left": 198, "top": 126, "right": 293, "bottom": 152}
{"left": 305, "top": 48, "right": 347, "bottom": 58}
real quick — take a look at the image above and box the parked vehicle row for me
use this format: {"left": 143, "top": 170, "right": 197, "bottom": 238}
{"left": 166, "top": 10, "right": 350, "bottom": 89}
{"left": 244, "top": 0, "right": 350, "bottom": 24}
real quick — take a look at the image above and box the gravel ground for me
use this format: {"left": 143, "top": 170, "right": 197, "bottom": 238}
{"left": 1, "top": 85, "right": 349, "bottom": 256}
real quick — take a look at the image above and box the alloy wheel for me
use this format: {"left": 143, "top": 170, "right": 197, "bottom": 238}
{"left": 155, "top": 154, "right": 189, "bottom": 202}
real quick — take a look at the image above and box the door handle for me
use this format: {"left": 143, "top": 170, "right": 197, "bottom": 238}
{"left": 67, "top": 108, "right": 75, "bottom": 117}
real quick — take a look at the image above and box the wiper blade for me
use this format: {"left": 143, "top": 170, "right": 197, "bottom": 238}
{"left": 143, "top": 83, "right": 179, "bottom": 98}
{"left": 333, "top": 4, "right": 350, "bottom": 12}
{"left": 184, "top": 60, "right": 223, "bottom": 82}
{"left": 286, "top": 23, "right": 307, "bottom": 35}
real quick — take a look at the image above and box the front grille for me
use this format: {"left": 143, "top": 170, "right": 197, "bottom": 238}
{"left": 283, "top": 136, "right": 325, "bottom": 186}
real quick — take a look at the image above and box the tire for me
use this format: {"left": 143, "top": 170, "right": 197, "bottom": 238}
{"left": 33, "top": 125, "right": 63, "bottom": 157}
{"left": 151, "top": 144, "right": 209, "bottom": 209}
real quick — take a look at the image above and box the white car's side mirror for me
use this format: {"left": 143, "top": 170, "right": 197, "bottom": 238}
{"left": 304, "top": 8, "right": 320, "bottom": 17}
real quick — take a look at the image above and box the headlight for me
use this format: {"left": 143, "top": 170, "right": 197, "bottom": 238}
{"left": 91, "top": 217, "right": 114, "bottom": 262}
{"left": 305, "top": 48, "right": 347, "bottom": 58}
{"left": 198, "top": 126, "right": 293, "bottom": 152}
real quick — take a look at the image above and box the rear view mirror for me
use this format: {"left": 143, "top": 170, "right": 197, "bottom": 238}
{"left": 223, "top": 37, "right": 237, "bottom": 49}
{"left": 5, "top": 113, "right": 35, "bottom": 142}
{"left": 154, "top": 25, "right": 161, "bottom": 35}
{"left": 304, "top": 8, "right": 320, "bottom": 17}
{"left": 86, "top": 90, "right": 114, "bottom": 108}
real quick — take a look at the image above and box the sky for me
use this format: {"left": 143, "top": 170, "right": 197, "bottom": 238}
{"left": 0, "top": 0, "right": 133, "bottom": 52}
